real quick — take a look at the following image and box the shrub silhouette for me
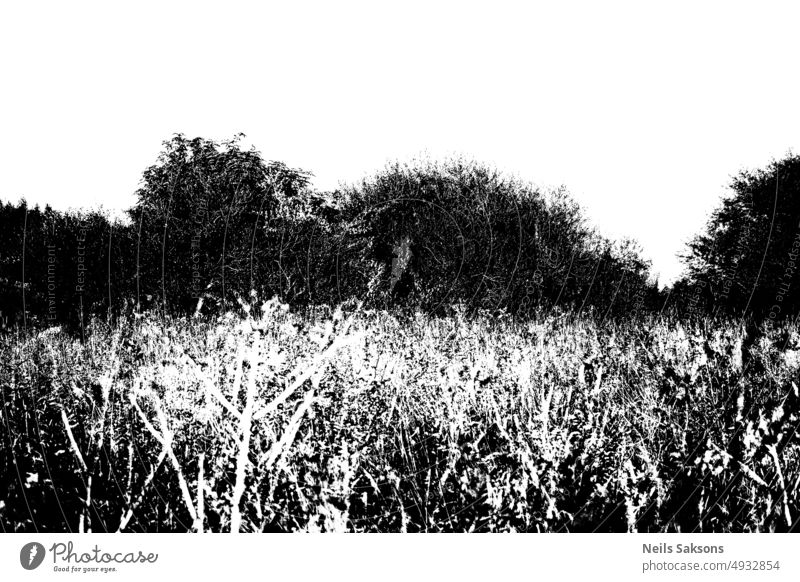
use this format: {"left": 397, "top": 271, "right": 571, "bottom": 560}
{"left": 681, "top": 153, "right": 800, "bottom": 319}
{"left": 130, "top": 134, "right": 314, "bottom": 313}
{"left": 337, "top": 158, "right": 659, "bottom": 316}
{"left": 0, "top": 135, "right": 662, "bottom": 325}
{"left": 0, "top": 202, "right": 127, "bottom": 332}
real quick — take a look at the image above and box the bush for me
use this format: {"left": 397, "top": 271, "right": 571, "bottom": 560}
{"left": 337, "top": 158, "right": 660, "bottom": 316}
{"left": 681, "top": 153, "right": 800, "bottom": 318}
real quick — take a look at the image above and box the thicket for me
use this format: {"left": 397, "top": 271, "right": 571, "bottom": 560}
{"left": 2, "top": 304, "right": 797, "bottom": 532}
{"left": 0, "top": 135, "right": 662, "bottom": 329}
{"left": 681, "top": 153, "right": 800, "bottom": 319}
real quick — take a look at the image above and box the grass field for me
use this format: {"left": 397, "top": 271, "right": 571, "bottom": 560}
{"left": 1, "top": 298, "right": 798, "bottom": 532}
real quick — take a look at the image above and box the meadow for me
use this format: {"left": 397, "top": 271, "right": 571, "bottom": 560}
{"left": 1, "top": 298, "right": 798, "bottom": 532}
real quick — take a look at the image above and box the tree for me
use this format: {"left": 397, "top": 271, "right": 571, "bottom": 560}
{"left": 337, "top": 158, "right": 660, "bottom": 316}
{"left": 130, "top": 134, "right": 313, "bottom": 313}
{"left": 681, "top": 153, "right": 800, "bottom": 318}
{"left": 0, "top": 201, "right": 124, "bottom": 331}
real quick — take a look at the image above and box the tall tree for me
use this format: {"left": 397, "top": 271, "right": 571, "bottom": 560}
{"left": 130, "top": 134, "right": 312, "bottom": 312}
{"left": 682, "top": 153, "right": 800, "bottom": 318}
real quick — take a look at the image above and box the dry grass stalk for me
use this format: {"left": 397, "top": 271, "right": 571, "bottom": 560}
{"left": 230, "top": 344, "right": 258, "bottom": 533}
{"left": 117, "top": 449, "right": 168, "bottom": 532}
{"left": 130, "top": 390, "right": 198, "bottom": 525}
{"left": 767, "top": 444, "right": 793, "bottom": 527}
{"left": 59, "top": 406, "right": 90, "bottom": 532}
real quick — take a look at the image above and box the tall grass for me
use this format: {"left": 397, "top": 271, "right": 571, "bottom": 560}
{"left": 1, "top": 299, "right": 798, "bottom": 532}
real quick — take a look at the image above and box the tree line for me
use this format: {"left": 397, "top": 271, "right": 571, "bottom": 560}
{"left": 9, "top": 135, "right": 796, "bottom": 330}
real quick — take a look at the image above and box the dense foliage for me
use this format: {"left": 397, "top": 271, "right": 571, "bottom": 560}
{"left": 337, "top": 160, "right": 657, "bottom": 317}
{"left": 0, "top": 135, "right": 662, "bottom": 328}
{"left": 0, "top": 202, "right": 129, "bottom": 332}
{"left": 130, "top": 134, "right": 324, "bottom": 313}
{"left": 682, "top": 153, "right": 800, "bottom": 319}
{"left": 2, "top": 138, "right": 800, "bottom": 534}
{"left": 1, "top": 302, "right": 798, "bottom": 532}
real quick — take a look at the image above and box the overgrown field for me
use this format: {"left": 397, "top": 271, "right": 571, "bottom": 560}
{"left": 1, "top": 300, "right": 799, "bottom": 532}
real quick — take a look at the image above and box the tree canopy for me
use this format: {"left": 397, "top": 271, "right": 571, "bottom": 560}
{"left": 130, "top": 134, "right": 313, "bottom": 312}
{"left": 681, "top": 153, "right": 800, "bottom": 319}
{"left": 0, "top": 134, "right": 665, "bottom": 328}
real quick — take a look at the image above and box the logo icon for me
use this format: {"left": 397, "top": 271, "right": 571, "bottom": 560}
{"left": 20, "top": 542, "right": 46, "bottom": 570}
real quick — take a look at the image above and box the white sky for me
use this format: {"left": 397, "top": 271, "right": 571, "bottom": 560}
{"left": 2, "top": 1, "right": 800, "bottom": 285}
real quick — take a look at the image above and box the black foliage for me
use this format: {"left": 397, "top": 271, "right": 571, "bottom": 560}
{"left": 0, "top": 135, "right": 664, "bottom": 328}
{"left": 336, "top": 159, "right": 661, "bottom": 317}
{"left": 130, "top": 134, "right": 315, "bottom": 313}
{"left": 678, "top": 153, "right": 800, "bottom": 319}
{"left": 0, "top": 202, "right": 130, "bottom": 333}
